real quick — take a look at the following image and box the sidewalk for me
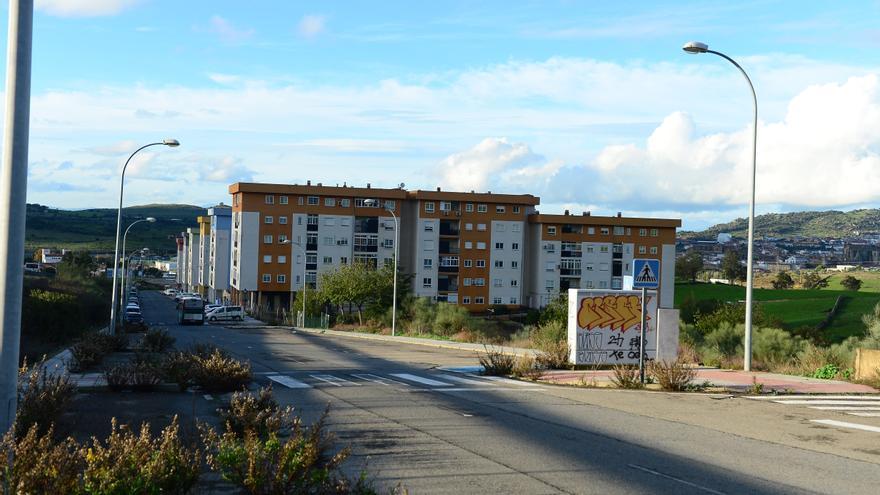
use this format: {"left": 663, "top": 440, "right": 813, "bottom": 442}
{"left": 294, "top": 327, "right": 878, "bottom": 394}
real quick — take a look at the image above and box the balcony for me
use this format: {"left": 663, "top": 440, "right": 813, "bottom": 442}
{"left": 439, "top": 240, "right": 460, "bottom": 254}
{"left": 439, "top": 265, "right": 459, "bottom": 273}
{"left": 438, "top": 280, "right": 458, "bottom": 292}
{"left": 561, "top": 250, "right": 582, "bottom": 258}
{"left": 439, "top": 220, "right": 460, "bottom": 237}
{"left": 306, "top": 263, "right": 318, "bottom": 271}
{"left": 560, "top": 268, "right": 582, "bottom": 276}
{"left": 306, "top": 242, "right": 318, "bottom": 251}
{"left": 307, "top": 223, "right": 318, "bottom": 232}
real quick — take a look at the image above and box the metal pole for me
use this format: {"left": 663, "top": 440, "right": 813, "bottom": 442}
{"left": 0, "top": 0, "right": 32, "bottom": 434}
{"left": 119, "top": 219, "right": 142, "bottom": 317}
{"left": 109, "top": 143, "right": 163, "bottom": 334}
{"left": 639, "top": 287, "right": 647, "bottom": 384}
{"left": 389, "top": 208, "right": 399, "bottom": 337}
{"left": 707, "top": 49, "right": 757, "bottom": 372}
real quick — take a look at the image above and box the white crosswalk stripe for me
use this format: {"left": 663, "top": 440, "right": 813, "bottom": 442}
{"left": 267, "top": 374, "right": 311, "bottom": 389}
{"left": 746, "top": 394, "right": 880, "bottom": 423}
{"left": 391, "top": 373, "right": 452, "bottom": 387}
{"left": 262, "top": 371, "right": 542, "bottom": 392}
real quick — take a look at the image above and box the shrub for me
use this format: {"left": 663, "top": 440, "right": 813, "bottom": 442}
{"left": 82, "top": 417, "right": 201, "bottom": 494}
{"left": 610, "top": 365, "right": 644, "bottom": 389}
{"left": 202, "top": 406, "right": 356, "bottom": 495}
{"left": 219, "top": 386, "right": 294, "bottom": 439}
{"left": 534, "top": 340, "right": 570, "bottom": 370}
{"left": 511, "top": 355, "right": 543, "bottom": 380}
{"left": 478, "top": 346, "right": 515, "bottom": 376}
{"left": 15, "top": 358, "right": 77, "bottom": 438}
{"left": 433, "top": 303, "right": 470, "bottom": 336}
{"left": 68, "top": 332, "right": 125, "bottom": 372}
{"left": 192, "top": 349, "right": 252, "bottom": 393}
{"left": 700, "top": 322, "right": 742, "bottom": 365}
{"left": 752, "top": 327, "right": 804, "bottom": 367}
{"left": 0, "top": 425, "right": 83, "bottom": 493}
{"left": 649, "top": 359, "right": 696, "bottom": 392}
{"left": 530, "top": 321, "right": 566, "bottom": 350}
{"left": 188, "top": 342, "right": 228, "bottom": 360}
{"left": 812, "top": 364, "right": 840, "bottom": 380}
{"left": 162, "top": 351, "right": 197, "bottom": 392}
{"left": 104, "top": 357, "right": 162, "bottom": 392}
{"left": 139, "top": 327, "right": 176, "bottom": 353}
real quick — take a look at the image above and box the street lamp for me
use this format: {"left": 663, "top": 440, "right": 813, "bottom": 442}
{"left": 119, "top": 217, "right": 155, "bottom": 313}
{"left": 365, "top": 199, "right": 399, "bottom": 337}
{"left": 109, "top": 139, "right": 179, "bottom": 333}
{"left": 280, "top": 240, "right": 307, "bottom": 326}
{"left": 683, "top": 41, "right": 758, "bottom": 371}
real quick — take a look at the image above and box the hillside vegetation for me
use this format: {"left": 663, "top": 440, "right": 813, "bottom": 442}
{"left": 680, "top": 208, "right": 880, "bottom": 239}
{"left": 25, "top": 203, "right": 206, "bottom": 254}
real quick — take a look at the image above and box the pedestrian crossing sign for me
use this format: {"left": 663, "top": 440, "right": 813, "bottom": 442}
{"left": 632, "top": 259, "right": 660, "bottom": 289}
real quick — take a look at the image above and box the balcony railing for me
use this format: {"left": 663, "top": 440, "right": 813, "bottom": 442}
{"left": 439, "top": 265, "right": 459, "bottom": 273}
{"left": 354, "top": 244, "right": 378, "bottom": 253}
{"left": 560, "top": 268, "right": 582, "bottom": 276}
{"left": 561, "top": 250, "right": 582, "bottom": 258}
{"left": 307, "top": 223, "right": 318, "bottom": 231}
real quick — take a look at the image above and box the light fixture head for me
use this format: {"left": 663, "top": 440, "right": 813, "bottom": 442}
{"left": 279, "top": 239, "right": 291, "bottom": 245}
{"left": 163, "top": 138, "right": 180, "bottom": 147}
{"left": 363, "top": 199, "right": 377, "bottom": 207}
{"left": 146, "top": 217, "right": 156, "bottom": 222}
{"left": 682, "top": 41, "right": 709, "bottom": 54}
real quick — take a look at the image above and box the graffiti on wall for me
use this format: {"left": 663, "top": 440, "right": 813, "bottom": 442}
{"left": 568, "top": 290, "right": 657, "bottom": 365}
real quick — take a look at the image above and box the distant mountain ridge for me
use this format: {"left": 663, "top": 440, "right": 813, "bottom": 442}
{"left": 26, "top": 203, "right": 207, "bottom": 254}
{"left": 680, "top": 209, "right": 880, "bottom": 240}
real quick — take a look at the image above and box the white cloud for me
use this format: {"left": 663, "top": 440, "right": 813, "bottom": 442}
{"left": 197, "top": 157, "right": 254, "bottom": 183}
{"left": 297, "top": 14, "right": 326, "bottom": 39}
{"left": 208, "top": 15, "right": 254, "bottom": 43}
{"left": 36, "top": 0, "right": 140, "bottom": 17}
{"left": 437, "top": 138, "right": 543, "bottom": 191}
{"left": 207, "top": 73, "right": 241, "bottom": 85}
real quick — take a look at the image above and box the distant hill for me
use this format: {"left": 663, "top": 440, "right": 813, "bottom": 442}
{"left": 25, "top": 203, "right": 207, "bottom": 255}
{"left": 680, "top": 209, "right": 880, "bottom": 240}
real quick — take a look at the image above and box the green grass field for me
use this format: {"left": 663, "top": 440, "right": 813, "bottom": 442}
{"left": 675, "top": 282, "right": 879, "bottom": 342}
{"left": 823, "top": 271, "right": 880, "bottom": 292}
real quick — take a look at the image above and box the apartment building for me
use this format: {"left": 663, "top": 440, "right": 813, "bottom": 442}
{"left": 175, "top": 235, "right": 185, "bottom": 285}
{"left": 228, "top": 182, "right": 408, "bottom": 311}
{"left": 406, "top": 189, "right": 539, "bottom": 311}
{"left": 195, "top": 216, "right": 211, "bottom": 296}
{"left": 207, "top": 204, "right": 232, "bottom": 303}
{"left": 185, "top": 227, "right": 200, "bottom": 293}
{"left": 526, "top": 211, "right": 680, "bottom": 309}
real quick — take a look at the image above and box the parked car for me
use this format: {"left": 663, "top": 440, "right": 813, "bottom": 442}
{"left": 204, "top": 304, "right": 223, "bottom": 313}
{"left": 124, "top": 312, "right": 144, "bottom": 324}
{"left": 205, "top": 305, "right": 244, "bottom": 322}
{"left": 163, "top": 288, "right": 178, "bottom": 296}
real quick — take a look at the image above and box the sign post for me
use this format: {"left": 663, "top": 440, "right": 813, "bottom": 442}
{"left": 632, "top": 259, "right": 660, "bottom": 384}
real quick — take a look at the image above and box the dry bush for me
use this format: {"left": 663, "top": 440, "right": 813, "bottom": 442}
{"left": 104, "top": 358, "right": 162, "bottom": 392}
{"left": 511, "top": 355, "right": 543, "bottom": 380}
{"left": 535, "top": 340, "right": 570, "bottom": 370}
{"left": 610, "top": 365, "right": 644, "bottom": 389}
{"left": 192, "top": 349, "right": 252, "bottom": 393}
{"left": 478, "top": 345, "right": 515, "bottom": 376}
{"left": 139, "top": 327, "right": 175, "bottom": 353}
{"left": 0, "top": 425, "right": 83, "bottom": 493}
{"left": 648, "top": 359, "right": 696, "bottom": 392}
{"left": 15, "top": 358, "right": 77, "bottom": 438}
{"left": 162, "top": 351, "right": 197, "bottom": 392}
{"left": 677, "top": 343, "right": 701, "bottom": 365}
{"left": 219, "top": 385, "right": 294, "bottom": 439}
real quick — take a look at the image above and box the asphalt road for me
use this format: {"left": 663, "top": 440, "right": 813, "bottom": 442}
{"left": 142, "top": 291, "right": 880, "bottom": 494}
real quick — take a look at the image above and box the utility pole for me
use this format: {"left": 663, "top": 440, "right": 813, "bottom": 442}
{"left": 0, "top": 0, "right": 33, "bottom": 433}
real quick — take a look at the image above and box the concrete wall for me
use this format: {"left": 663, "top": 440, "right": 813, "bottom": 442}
{"left": 854, "top": 349, "right": 880, "bottom": 380}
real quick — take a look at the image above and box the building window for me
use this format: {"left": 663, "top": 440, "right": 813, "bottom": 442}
{"left": 548, "top": 226, "right": 557, "bottom": 236}
{"left": 511, "top": 261, "right": 518, "bottom": 269}
{"left": 614, "top": 226, "right": 625, "bottom": 235}
{"left": 601, "top": 227, "right": 610, "bottom": 235}
{"left": 323, "top": 236, "right": 334, "bottom": 246}
{"left": 463, "top": 259, "right": 473, "bottom": 268}
{"left": 340, "top": 256, "right": 348, "bottom": 265}
{"left": 599, "top": 281, "right": 608, "bottom": 289}
{"left": 476, "top": 260, "right": 486, "bottom": 268}
{"left": 545, "top": 262, "right": 556, "bottom": 272}
{"left": 494, "top": 260, "right": 504, "bottom": 268}
{"left": 545, "top": 279, "right": 554, "bottom": 289}
{"left": 477, "top": 204, "right": 487, "bottom": 213}
{"left": 600, "top": 262, "right": 609, "bottom": 271}
{"left": 298, "top": 196, "right": 304, "bottom": 205}
{"left": 465, "top": 223, "right": 473, "bottom": 231}
{"left": 423, "top": 258, "right": 433, "bottom": 268}
{"left": 265, "top": 195, "right": 274, "bottom": 204}
{"left": 278, "top": 255, "right": 286, "bottom": 263}
{"left": 586, "top": 263, "right": 594, "bottom": 271}
{"left": 440, "top": 201, "right": 452, "bottom": 211}
{"left": 323, "top": 256, "right": 332, "bottom": 264}
{"left": 476, "top": 242, "right": 486, "bottom": 249}
{"left": 464, "top": 241, "right": 473, "bottom": 249}
{"left": 650, "top": 246, "right": 658, "bottom": 254}
{"left": 308, "top": 196, "right": 319, "bottom": 205}
{"left": 263, "top": 255, "right": 272, "bottom": 263}
{"left": 324, "top": 217, "right": 336, "bottom": 226}
{"left": 600, "top": 246, "right": 609, "bottom": 253}
{"left": 307, "top": 214, "right": 318, "bottom": 226}
{"left": 423, "top": 277, "right": 432, "bottom": 288}
{"left": 512, "top": 242, "right": 519, "bottom": 250}
{"left": 423, "top": 240, "right": 434, "bottom": 251}
{"left": 510, "top": 279, "right": 518, "bottom": 287}
{"left": 495, "top": 223, "right": 506, "bottom": 232}
{"left": 341, "top": 198, "right": 350, "bottom": 207}
{"left": 383, "top": 239, "right": 394, "bottom": 249}
{"left": 277, "top": 274, "right": 286, "bottom": 283}
{"left": 425, "top": 202, "right": 435, "bottom": 213}
{"left": 279, "top": 216, "right": 288, "bottom": 225}
{"left": 262, "top": 274, "right": 271, "bottom": 283}
{"left": 493, "top": 297, "right": 503, "bottom": 304}
{"left": 384, "top": 200, "right": 395, "bottom": 211}
{"left": 475, "top": 297, "right": 485, "bottom": 304}
{"left": 263, "top": 235, "right": 273, "bottom": 244}
{"left": 588, "top": 227, "right": 595, "bottom": 235}
{"left": 585, "top": 280, "right": 594, "bottom": 288}
{"left": 463, "top": 296, "right": 471, "bottom": 304}
{"left": 651, "top": 228, "right": 659, "bottom": 237}
{"left": 463, "top": 278, "right": 472, "bottom": 286}
{"left": 466, "top": 203, "right": 474, "bottom": 212}
{"left": 494, "top": 242, "right": 504, "bottom": 250}
{"left": 424, "top": 221, "right": 434, "bottom": 232}
{"left": 323, "top": 197, "right": 334, "bottom": 207}
{"left": 543, "top": 243, "right": 555, "bottom": 253}
{"left": 279, "top": 234, "right": 288, "bottom": 243}
{"left": 496, "top": 205, "right": 506, "bottom": 213}
{"left": 277, "top": 195, "right": 287, "bottom": 205}
{"left": 512, "top": 224, "right": 521, "bottom": 233}
{"left": 513, "top": 206, "right": 521, "bottom": 214}
{"left": 477, "top": 223, "right": 487, "bottom": 231}
{"left": 509, "top": 297, "right": 518, "bottom": 304}
{"left": 264, "top": 215, "right": 273, "bottom": 224}
{"left": 639, "top": 246, "right": 646, "bottom": 254}
{"left": 474, "top": 278, "right": 485, "bottom": 286}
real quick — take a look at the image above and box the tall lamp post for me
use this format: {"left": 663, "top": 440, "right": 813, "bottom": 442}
{"left": 280, "top": 240, "right": 307, "bottom": 326}
{"left": 365, "top": 199, "right": 399, "bottom": 336}
{"left": 109, "top": 139, "right": 179, "bottom": 333}
{"left": 119, "top": 217, "right": 155, "bottom": 314}
{"left": 683, "top": 41, "right": 758, "bottom": 371}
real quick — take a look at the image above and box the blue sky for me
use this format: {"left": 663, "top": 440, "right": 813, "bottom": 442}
{"left": 6, "top": 0, "right": 880, "bottom": 230}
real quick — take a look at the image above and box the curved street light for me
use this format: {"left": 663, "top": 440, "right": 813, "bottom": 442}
{"left": 119, "top": 217, "right": 155, "bottom": 314}
{"left": 109, "top": 139, "right": 179, "bottom": 333}
{"left": 683, "top": 41, "right": 758, "bottom": 371}
{"left": 280, "top": 239, "right": 307, "bottom": 326}
{"left": 365, "top": 199, "right": 399, "bottom": 337}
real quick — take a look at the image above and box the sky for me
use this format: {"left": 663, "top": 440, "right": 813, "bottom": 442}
{"left": 4, "top": 1, "right": 880, "bottom": 230}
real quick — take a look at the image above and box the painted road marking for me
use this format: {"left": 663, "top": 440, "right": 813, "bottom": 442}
{"left": 847, "top": 412, "right": 880, "bottom": 417}
{"left": 267, "top": 374, "right": 312, "bottom": 389}
{"left": 811, "top": 419, "right": 880, "bottom": 434}
{"left": 479, "top": 375, "right": 541, "bottom": 387}
{"left": 772, "top": 400, "right": 880, "bottom": 406}
{"left": 439, "top": 387, "right": 546, "bottom": 393}
{"left": 809, "top": 406, "right": 880, "bottom": 411}
{"left": 310, "top": 374, "right": 360, "bottom": 387}
{"left": 441, "top": 374, "right": 497, "bottom": 386}
{"left": 628, "top": 464, "right": 726, "bottom": 495}
{"left": 351, "top": 373, "right": 410, "bottom": 386}
{"left": 391, "top": 373, "right": 452, "bottom": 387}
{"left": 746, "top": 395, "right": 879, "bottom": 400}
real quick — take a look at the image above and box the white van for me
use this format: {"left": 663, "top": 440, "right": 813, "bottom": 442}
{"left": 205, "top": 305, "right": 244, "bottom": 322}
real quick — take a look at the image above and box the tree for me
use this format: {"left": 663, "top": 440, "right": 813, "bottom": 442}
{"left": 318, "top": 261, "right": 394, "bottom": 325}
{"left": 721, "top": 251, "right": 747, "bottom": 282}
{"left": 800, "top": 271, "right": 827, "bottom": 290}
{"left": 676, "top": 252, "right": 703, "bottom": 282}
{"left": 771, "top": 271, "right": 794, "bottom": 290}
{"left": 55, "top": 251, "right": 95, "bottom": 281}
{"left": 841, "top": 275, "right": 863, "bottom": 291}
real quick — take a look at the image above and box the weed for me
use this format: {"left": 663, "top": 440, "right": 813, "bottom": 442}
{"left": 812, "top": 363, "right": 840, "bottom": 380}
{"left": 749, "top": 376, "right": 764, "bottom": 394}
{"left": 649, "top": 359, "right": 697, "bottom": 392}
{"left": 534, "top": 340, "right": 571, "bottom": 370}
{"left": 219, "top": 385, "right": 294, "bottom": 439}
{"left": 610, "top": 365, "right": 644, "bottom": 389}
{"left": 478, "top": 346, "right": 515, "bottom": 376}
{"left": 511, "top": 355, "right": 543, "bottom": 380}
{"left": 103, "top": 357, "right": 162, "bottom": 392}
{"left": 15, "top": 358, "right": 77, "bottom": 438}
{"left": 192, "top": 349, "right": 252, "bottom": 393}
